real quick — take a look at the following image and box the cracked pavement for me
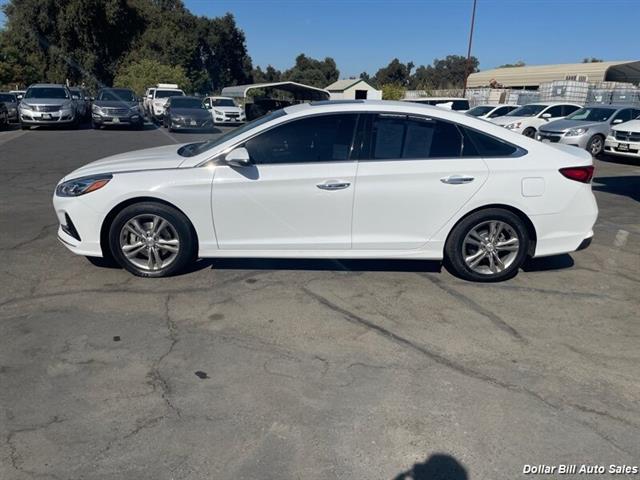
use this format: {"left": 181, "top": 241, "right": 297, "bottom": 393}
{"left": 0, "top": 124, "right": 638, "bottom": 479}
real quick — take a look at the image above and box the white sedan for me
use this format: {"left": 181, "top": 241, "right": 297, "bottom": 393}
{"left": 491, "top": 102, "right": 582, "bottom": 137}
{"left": 53, "top": 100, "right": 598, "bottom": 282}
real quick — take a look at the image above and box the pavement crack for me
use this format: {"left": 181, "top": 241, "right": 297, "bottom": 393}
{"left": 6, "top": 416, "right": 66, "bottom": 479}
{"left": 423, "top": 274, "right": 526, "bottom": 342}
{"left": 1, "top": 223, "right": 57, "bottom": 251}
{"left": 303, "top": 287, "right": 637, "bottom": 457}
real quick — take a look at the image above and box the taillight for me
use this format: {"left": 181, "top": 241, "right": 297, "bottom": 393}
{"left": 559, "top": 166, "right": 594, "bottom": 183}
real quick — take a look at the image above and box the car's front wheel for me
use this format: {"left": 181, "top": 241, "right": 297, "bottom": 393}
{"left": 444, "top": 208, "right": 530, "bottom": 282}
{"left": 587, "top": 134, "right": 604, "bottom": 156}
{"left": 522, "top": 127, "right": 536, "bottom": 138}
{"left": 109, "top": 202, "right": 196, "bottom": 277}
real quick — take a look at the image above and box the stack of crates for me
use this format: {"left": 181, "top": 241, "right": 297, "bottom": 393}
{"left": 538, "top": 80, "right": 589, "bottom": 104}
{"left": 587, "top": 82, "right": 640, "bottom": 105}
{"left": 506, "top": 90, "right": 540, "bottom": 105}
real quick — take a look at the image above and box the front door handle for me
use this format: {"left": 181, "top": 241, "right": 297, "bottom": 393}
{"left": 317, "top": 181, "right": 351, "bottom": 191}
{"left": 440, "top": 175, "right": 475, "bottom": 185}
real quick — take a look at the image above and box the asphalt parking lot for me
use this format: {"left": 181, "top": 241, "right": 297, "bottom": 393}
{"left": 0, "top": 122, "right": 638, "bottom": 480}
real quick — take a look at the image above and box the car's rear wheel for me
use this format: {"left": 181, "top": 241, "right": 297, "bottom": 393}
{"left": 444, "top": 208, "right": 529, "bottom": 282}
{"left": 523, "top": 127, "right": 536, "bottom": 138}
{"left": 109, "top": 202, "right": 196, "bottom": 277}
{"left": 587, "top": 134, "right": 604, "bottom": 156}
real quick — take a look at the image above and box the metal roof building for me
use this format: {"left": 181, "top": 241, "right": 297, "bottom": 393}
{"left": 467, "top": 61, "right": 640, "bottom": 88}
{"left": 221, "top": 81, "right": 329, "bottom": 101}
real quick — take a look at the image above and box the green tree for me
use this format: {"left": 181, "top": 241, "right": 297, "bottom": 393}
{"left": 281, "top": 54, "right": 339, "bottom": 88}
{"left": 410, "top": 55, "right": 479, "bottom": 90}
{"left": 374, "top": 58, "right": 414, "bottom": 87}
{"left": 380, "top": 83, "right": 405, "bottom": 100}
{"left": 113, "top": 59, "right": 190, "bottom": 95}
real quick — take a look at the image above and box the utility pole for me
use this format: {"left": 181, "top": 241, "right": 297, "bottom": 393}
{"left": 462, "top": 0, "right": 477, "bottom": 97}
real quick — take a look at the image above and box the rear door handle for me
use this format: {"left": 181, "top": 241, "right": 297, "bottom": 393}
{"left": 317, "top": 181, "right": 351, "bottom": 191}
{"left": 440, "top": 175, "right": 475, "bottom": 185}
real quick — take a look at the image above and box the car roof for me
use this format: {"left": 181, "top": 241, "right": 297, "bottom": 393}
{"left": 527, "top": 101, "right": 582, "bottom": 106}
{"left": 471, "top": 104, "right": 515, "bottom": 108}
{"left": 28, "top": 83, "right": 67, "bottom": 88}
{"left": 171, "top": 95, "right": 201, "bottom": 100}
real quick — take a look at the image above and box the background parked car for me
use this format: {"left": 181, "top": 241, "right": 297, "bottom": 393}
{"left": 465, "top": 104, "right": 519, "bottom": 120}
{"left": 146, "top": 84, "right": 185, "bottom": 122}
{"left": 19, "top": 83, "right": 79, "bottom": 129}
{"left": 0, "top": 100, "right": 8, "bottom": 129}
{"left": 491, "top": 102, "right": 581, "bottom": 137}
{"left": 69, "top": 86, "right": 91, "bottom": 121}
{"left": 537, "top": 105, "right": 640, "bottom": 156}
{"left": 605, "top": 115, "right": 640, "bottom": 160}
{"left": 162, "top": 95, "right": 213, "bottom": 132}
{"left": 0, "top": 92, "right": 19, "bottom": 122}
{"left": 10, "top": 90, "right": 26, "bottom": 101}
{"left": 203, "top": 96, "right": 246, "bottom": 124}
{"left": 91, "top": 87, "right": 144, "bottom": 129}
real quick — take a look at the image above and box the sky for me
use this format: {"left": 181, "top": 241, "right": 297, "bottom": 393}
{"left": 184, "top": 0, "right": 640, "bottom": 77}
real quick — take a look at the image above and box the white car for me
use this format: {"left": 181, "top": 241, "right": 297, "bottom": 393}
{"left": 53, "top": 100, "right": 597, "bottom": 282}
{"left": 604, "top": 117, "right": 640, "bottom": 160}
{"left": 146, "top": 84, "right": 185, "bottom": 121}
{"left": 491, "top": 102, "right": 582, "bottom": 137}
{"left": 203, "top": 96, "right": 246, "bottom": 124}
{"left": 466, "top": 104, "right": 519, "bottom": 120}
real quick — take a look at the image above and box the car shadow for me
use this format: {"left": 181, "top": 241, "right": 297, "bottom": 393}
{"left": 598, "top": 153, "right": 639, "bottom": 167}
{"left": 592, "top": 176, "right": 639, "bottom": 202}
{"left": 393, "top": 453, "right": 468, "bottom": 480}
{"left": 522, "top": 253, "right": 574, "bottom": 272}
{"left": 184, "top": 257, "right": 444, "bottom": 274}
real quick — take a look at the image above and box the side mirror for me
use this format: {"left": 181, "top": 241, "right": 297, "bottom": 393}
{"left": 612, "top": 118, "right": 624, "bottom": 124}
{"left": 147, "top": 94, "right": 153, "bottom": 99}
{"left": 225, "top": 147, "right": 251, "bottom": 167}
{"left": 541, "top": 113, "right": 552, "bottom": 119}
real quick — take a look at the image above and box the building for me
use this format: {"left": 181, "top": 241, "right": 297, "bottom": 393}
{"left": 467, "top": 60, "right": 640, "bottom": 89}
{"left": 325, "top": 79, "right": 382, "bottom": 100}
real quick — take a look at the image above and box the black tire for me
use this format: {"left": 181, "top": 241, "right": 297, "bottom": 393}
{"left": 444, "top": 208, "right": 530, "bottom": 282}
{"left": 586, "top": 134, "right": 604, "bottom": 157}
{"left": 108, "top": 202, "right": 196, "bottom": 278}
{"left": 522, "top": 127, "right": 536, "bottom": 138}
{"left": 92, "top": 121, "right": 101, "bottom": 129}
{"left": 20, "top": 122, "right": 30, "bottom": 130}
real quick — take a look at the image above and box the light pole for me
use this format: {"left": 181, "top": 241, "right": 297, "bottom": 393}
{"left": 462, "top": 0, "right": 477, "bottom": 97}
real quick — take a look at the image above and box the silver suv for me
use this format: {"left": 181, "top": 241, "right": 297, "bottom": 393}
{"left": 537, "top": 105, "right": 640, "bottom": 156}
{"left": 19, "top": 83, "right": 78, "bottom": 129}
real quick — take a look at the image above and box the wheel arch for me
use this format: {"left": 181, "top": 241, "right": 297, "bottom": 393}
{"left": 445, "top": 204, "right": 537, "bottom": 256}
{"left": 99, "top": 196, "right": 199, "bottom": 259}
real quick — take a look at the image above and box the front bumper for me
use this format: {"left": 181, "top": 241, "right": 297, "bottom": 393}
{"left": 212, "top": 112, "right": 245, "bottom": 124}
{"left": 92, "top": 112, "right": 142, "bottom": 126}
{"left": 537, "top": 131, "right": 590, "bottom": 149}
{"left": 171, "top": 118, "right": 213, "bottom": 130}
{"left": 604, "top": 136, "right": 640, "bottom": 158}
{"left": 20, "top": 109, "right": 75, "bottom": 124}
{"left": 53, "top": 194, "right": 105, "bottom": 257}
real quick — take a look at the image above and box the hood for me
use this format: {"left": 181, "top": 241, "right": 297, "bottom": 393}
{"left": 94, "top": 100, "right": 137, "bottom": 108}
{"left": 65, "top": 143, "right": 189, "bottom": 179}
{"left": 212, "top": 106, "right": 242, "bottom": 113}
{"left": 22, "top": 98, "right": 73, "bottom": 106}
{"left": 171, "top": 108, "right": 210, "bottom": 118}
{"left": 540, "top": 119, "right": 604, "bottom": 132}
{"left": 491, "top": 115, "right": 528, "bottom": 126}
{"left": 612, "top": 119, "right": 640, "bottom": 132}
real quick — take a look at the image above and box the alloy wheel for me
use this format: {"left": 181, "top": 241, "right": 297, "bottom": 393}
{"left": 462, "top": 220, "right": 521, "bottom": 275}
{"left": 119, "top": 214, "right": 180, "bottom": 271}
{"left": 589, "top": 136, "right": 603, "bottom": 156}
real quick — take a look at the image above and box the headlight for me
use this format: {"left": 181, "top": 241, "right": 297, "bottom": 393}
{"left": 505, "top": 122, "right": 521, "bottom": 130}
{"left": 56, "top": 174, "right": 112, "bottom": 197}
{"left": 129, "top": 105, "right": 139, "bottom": 113}
{"left": 213, "top": 109, "right": 223, "bottom": 116}
{"left": 566, "top": 127, "right": 588, "bottom": 136}
{"left": 92, "top": 104, "right": 103, "bottom": 114}
{"left": 20, "top": 102, "right": 33, "bottom": 111}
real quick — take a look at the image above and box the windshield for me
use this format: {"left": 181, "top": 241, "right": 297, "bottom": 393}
{"left": 25, "top": 87, "right": 69, "bottom": 99}
{"left": 566, "top": 107, "right": 616, "bottom": 122}
{"left": 98, "top": 89, "right": 136, "bottom": 102}
{"left": 0, "top": 93, "right": 16, "bottom": 102}
{"left": 171, "top": 97, "right": 204, "bottom": 109}
{"left": 155, "top": 89, "right": 183, "bottom": 99}
{"left": 212, "top": 98, "right": 236, "bottom": 107}
{"left": 179, "top": 109, "right": 287, "bottom": 157}
{"left": 466, "top": 106, "right": 494, "bottom": 117}
{"left": 506, "top": 104, "right": 546, "bottom": 117}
